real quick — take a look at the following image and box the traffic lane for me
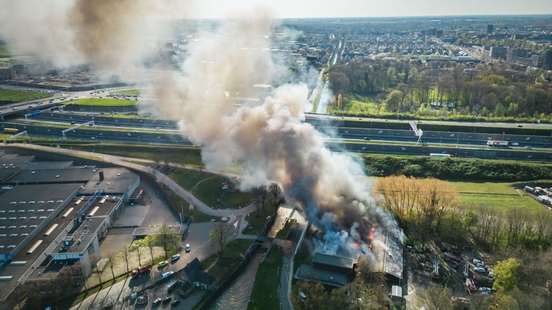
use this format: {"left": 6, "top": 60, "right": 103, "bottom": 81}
{"left": 32, "top": 113, "right": 178, "bottom": 129}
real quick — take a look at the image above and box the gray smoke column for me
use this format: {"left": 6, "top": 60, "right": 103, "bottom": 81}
{"left": 0, "top": 0, "right": 187, "bottom": 72}
{"left": 152, "top": 10, "right": 401, "bottom": 257}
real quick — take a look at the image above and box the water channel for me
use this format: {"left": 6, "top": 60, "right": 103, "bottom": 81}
{"left": 208, "top": 204, "right": 294, "bottom": 309}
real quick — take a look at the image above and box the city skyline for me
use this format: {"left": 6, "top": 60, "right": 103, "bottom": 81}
{"left": 190, "top": 0, "right": 552, "bottom": 19}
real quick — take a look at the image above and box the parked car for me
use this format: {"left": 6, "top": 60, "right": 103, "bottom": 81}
{"left": 152, "top": 298, "right": 162, "bottom": 306}
{"left": 158, "top": 261, "right": 168, "bottom": 268}
{"left": 161, "top": 271, "right": 175, "bottom": 279}
{"left": 185, "top": 244, "right": 191, "bottom": 253}
{"left": 475, "top": 262, "right": 486, "bottom": 269}
{"left": 472, "top": 258, "right": 482, "bottom": 265}
{"left": 474, "top": 267, "right": 486, "bottom": 273}
{"left": 478, "top": 287, "right": 492, "bottom": 293}
{"left": 163, "top": 296, "right": 172, "bottom": 304}
{"left": 171, "top": 254, "right": 180, "bottom": 262}
{"left": 171, "top": 299, "right": 180, "bottom": 307}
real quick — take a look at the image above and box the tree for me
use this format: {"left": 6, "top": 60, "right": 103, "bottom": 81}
{"left": 121, "top": 246, "right": 131, "bottom": 274}
{"left": 135, "top": 245, "right": 144, "bottom": 266}
{"left": 417, "top": 283, "right": 453, "bottom": 310}
{"left": 106, "top": 251, "right": 117, "bottom": 280}
{"left": 209, "top": 223, "right": 234, "bottom": 254}
{"left": 385, "top": 90, "right": 404, "bottom": 112}
{"left": 156, "top": 225, "right": 181, "bottom": 259}
{"left": 252, "top": 185, "right": 270, "bottom": 210}
{"left": 268, "top": 183, "right": 282, "bottom": 204}
{"left": 144, "top": 235, "right": 156, "bottom": 262}
{"left": 493, "top": 258, "right": 520, "bottom": 292}
{"left": 92, "top": 260, "right": 105, "bottom": 286}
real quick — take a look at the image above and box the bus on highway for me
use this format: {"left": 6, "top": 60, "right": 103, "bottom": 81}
{"left": 4, "top": 128, "right": 19, "bottom": 134}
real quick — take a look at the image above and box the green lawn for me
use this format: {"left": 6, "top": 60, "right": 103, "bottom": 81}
{"left": 111, "top": 90, "right": 141, "bottom": 96}
{"left": 248, "top": 246, "right": 284, "bottom": 310}
{"left": 328, "top": 93, "right": 378, "bottom": 114}
{"left": 450, "top": 181, "right": 547, "bottom": 214}
{"left": 65, "top": 144, "right": 204, "bottom": 166}
{"left": 164, "top": 185, "right": 213, "bottom": 223}
{"left": 192, "top": 175, "right": 254, "bottom": 209}
{"left": 246, "top": 206, "right": 276, "bottom": 235}
{"left": 72, "top": 98, "right": 136, "bottom": 106}
{"left": 0, "top": 89, "right": 50, "bottom": 102}
{"left": 169, "top": 168, "right": 217, "bottom": 191}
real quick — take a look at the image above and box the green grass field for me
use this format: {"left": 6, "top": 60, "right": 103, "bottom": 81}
{"left": 0, "top": 89, "right": 50, "bottom": 102}
{"left": 248, "top": 246, "right": 284, "bottom": 310}
{"left": 192, "top": 175, "right": 253, "bottom": 209}
{"left": 64, "top": 144, "right": 204, "bottom": 166}
{"left": 450, "top": 181, "right": 547, "bottom": 214}
{"left": 111, "top": 90, "right": 141, "bottom": 96}
{"left": 72, "top": 98, "right": 136, "bottom": 106}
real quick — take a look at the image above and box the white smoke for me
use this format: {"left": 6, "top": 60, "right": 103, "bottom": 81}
{"left": 149, "top": 10, "right": 402, "bottom": 258}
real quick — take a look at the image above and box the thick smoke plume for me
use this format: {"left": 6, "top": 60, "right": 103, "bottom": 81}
{"left": 0, "top": 0, "right": 186, "bottom": 73}
{"left": 151, "top": 10, "right": 401, "bottom": 257}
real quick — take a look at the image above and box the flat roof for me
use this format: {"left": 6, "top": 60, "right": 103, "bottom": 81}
{"left": 19, "top": 161, "right": 74, "bottom": 170}
{"left": 0, "top": 166, "right": 20, "bottom": 182}
{"left": 0, "top": 184, "right": 80, "bottom": 254}
{"left": 72, "top": 196, "right": 122, "bottom": 218}
{"left": 0, "top": 154, "right": 34, "bottom": 165}
{"left": 312, "top": 253, "right": 354, "bottom": 270}
{"left": 0, "top": 205, "right": 77, "bottom": 302}
{"left": 54, "top": 217, "right": 105, "bottom": 254}
{"left": 294, "top": 264, "right": 349, "bottom": 287}
{"left": 81, "top": 168, "right": 139, "bottom": 195}
{"left": 4, "top": 168, "right": 95, "bottom": 184}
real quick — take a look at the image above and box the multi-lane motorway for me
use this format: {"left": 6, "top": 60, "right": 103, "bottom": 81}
{"left": 2, "top": 84, "right": 552, "bottom": 160}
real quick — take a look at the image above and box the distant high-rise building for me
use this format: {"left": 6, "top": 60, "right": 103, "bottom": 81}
{"left": 544, "top": 49, "right": 552, "bottom": 69}
{"left": 490, "top": 46, "right": 507, "bottom": 60}
{"left": 487, "top": 24, "right": 494, "bottom": 35}
{"left": 436, "top": 30, "right": 443, "bottom": 38}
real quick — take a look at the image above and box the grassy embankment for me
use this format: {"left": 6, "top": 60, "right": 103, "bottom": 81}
{"left": 111, "top": 90, "right": 141, "bottom": 96}
{"left": 70, "top": 98, "right": 137, "bottom": 106}
{"left": 0, "top": 89, "right": 50, "bottom": 103}
{"left": 450, "top": 181, "right": 547, "bottom": 215}
{"left": 248, "top": 246, "right": 284, "bottom": 310}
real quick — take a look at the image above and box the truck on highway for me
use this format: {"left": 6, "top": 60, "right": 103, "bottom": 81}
{"left": 4, "top": 128, "right": 19, "bottom": 134}
{"left": 131, "top": 264, "right": 152, "bottom": 278}
{"left": 430, "top": 153, "right": 452, "bottom": 158}
{"left": 487, "top": 140, "right": 508, "bottom": 147}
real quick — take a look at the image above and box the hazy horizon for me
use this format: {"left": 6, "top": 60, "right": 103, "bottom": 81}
{"left": 189, "top": 0, "right": 552, "bottom": 19}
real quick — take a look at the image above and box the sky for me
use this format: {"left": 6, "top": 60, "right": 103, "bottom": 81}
{"left": 191, "top": 0, "right": 552, "bottom": 19}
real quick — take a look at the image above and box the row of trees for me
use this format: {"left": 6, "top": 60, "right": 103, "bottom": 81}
{"left": 375, "top": 175, "right": 463, "bottom": 245}
{"left": 328, "top": 58, "right": 552, "bottom": 120}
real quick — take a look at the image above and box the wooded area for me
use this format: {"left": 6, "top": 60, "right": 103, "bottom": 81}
{"left": 328, "top": 59, "right": 552, "bottom": 122}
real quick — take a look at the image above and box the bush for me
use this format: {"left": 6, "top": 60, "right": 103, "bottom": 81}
{"left": 364, "top": 155, "right": 552, "bottom": 181}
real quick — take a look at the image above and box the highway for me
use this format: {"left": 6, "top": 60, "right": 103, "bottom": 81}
{"left": 13, "top": 111, "right": 552, "bottom": 149}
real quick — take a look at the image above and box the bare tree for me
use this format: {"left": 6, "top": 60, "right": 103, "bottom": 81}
{"left": 268, "top": 183, "right": 281, "bottom": 204}
{"left": 209, "top": 223, "right": 235, "bottom": 254}
{"left": 135, "top": 246, "right": 144, "bottom": 266}
{"left": 92, "top": 260, "right": 105, "bottom": 286}
{"left": 121, "top": 246, "right": 131, "bottom": 274}
{"left": 417, "top": 283, "right": 453, "bottom": 310}
{"left": 106, "top": 251, "right": 117, "bottom": 280}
